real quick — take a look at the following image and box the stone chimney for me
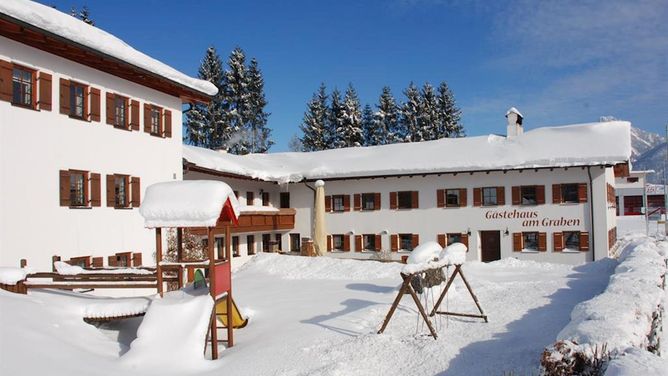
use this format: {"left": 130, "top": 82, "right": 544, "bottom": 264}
{"left": 506, "top": 107, "right": 524, "bottom": 138}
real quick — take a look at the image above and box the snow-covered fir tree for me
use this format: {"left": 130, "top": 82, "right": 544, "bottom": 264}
{"left": 299, "top": 84, "right": 329, "bottom": 151}
{"left": 361, "top": 104, "right": 377, "bottom": 146}
{"left": 327, "top": 88, "right": 345, "bottom": 148}
{"left": 69, "top": 5, "right": 94, "bottom": 25}
{"left": 401, "top": 82, "right": 422, "bottom": 142}
{"left": 244, "top": 58, "right": 272, "bottom": 153}
{"left": 374, "top": 86, "right": 401, "bottom": 145}
{"left": 436, "top": 81, "right": 463, "bottom": 137}
{"left": 223, "top": 47, "right": 249, "bottom": 154}
{"left": 338, "top": 84, "right": 364, "bottom": 148}
{"left": 418, "top": 82, "right": 438, "bottom": 141}
{"left": 185, "top": 46, "right": 227, "bottom": 148}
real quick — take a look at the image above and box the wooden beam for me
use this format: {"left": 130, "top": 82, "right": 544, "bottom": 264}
{"left": 225, "top": 223, "right": 234, "bottom": 347}
{"left": 156, "top": 228, "right": 163, "bottom": 297}
{"left": 208, "top": 227, "right": 218, "bottom": 360}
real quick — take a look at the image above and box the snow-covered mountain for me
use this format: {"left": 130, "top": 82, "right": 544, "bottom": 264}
{"left": 630, "top": 126, "right": 665, "bottom": 161}
{"left": 630, "top": 127, "right": 666, "bottom": 184}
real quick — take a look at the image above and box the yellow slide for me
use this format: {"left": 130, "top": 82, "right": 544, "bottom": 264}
{"left": 215, "top": 296, "right": 248, "bottom": 329}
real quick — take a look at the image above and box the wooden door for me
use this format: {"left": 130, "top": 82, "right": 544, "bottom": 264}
{"left": 480, "top": 231, "right": 501, "bottom": 262}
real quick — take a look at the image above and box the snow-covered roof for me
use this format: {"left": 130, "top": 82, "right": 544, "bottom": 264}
{"left": 183, "top": 121, "right": 632, "bottom": 183}
{"left": 0, "top": 0, "right": 217, "bottom": 97}
{"left": 506, "top": 107, "right": 523, "bottom": 118}
{"left": 139, "top": 181, "right": 240, "bottom": 228}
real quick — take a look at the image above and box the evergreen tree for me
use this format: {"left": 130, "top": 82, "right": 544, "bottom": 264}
{"left": 436, "top": 81, "right": 464, "bottom": 138}
{"left": 79, "top": 6, "right": 94, "bottom": 25}
{"left": 361, "top": 104, "right": 377, "bottom": 146}
{"left": 327, "top": 88, "right": 345, "bottom": 148}
{"left": 299, "top": 84, "right": 329, "bottom": 151}
{"left": 244, "top": 58, "right": 272, "bottom": 153}
{"left": 338, "top": 84, "right": 364, "bottom": 148}
{"left": 374, "top": 86, "right": 401, "bottom": 145}
{"left": 185, "top": 46, "right": 227, "bottom": 148}
{"left": 288, "top": 134, "right": 303, "bottom": 152}
{"left": 418, "top": 82, "right": 438, "bottom": 141}
{"left": 401, "top": 82, "right": 421, "bottom": 142}
{"left": 223, "top": 47, "right": 249, "bottom": 154}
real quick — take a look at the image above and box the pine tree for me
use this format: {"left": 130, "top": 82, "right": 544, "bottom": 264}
{"left": 223, "top": 47, "right": 249, "bottom": 154}
{"left": 338, "top": 84, "right": 364, "bottom": 148}
{"left": 374, "top": 86, "right": 401, "bottom": 145}
{"left": 299, "top": 84, "right": 329, "bottom": 151}
{"left": 185, "top": 46, "right": 227, "bottom": 148}
{"left": 327, "top": 88, "right": 345, "bottom": 148}
{"left": 401, "top": 82, "right": 421, "bottom": 142}
{"left": 418, "top": 82, "right": 438, "bottom": 141}
{"left": 245, "top": 58, "right": 272, "bottom": 153}
{"left": 361, "top": 104, "right": 377, "bottom": 146}
{"left": 436, "top": 81, "right": 464, "bottom": 138}
{"left": 79, "top": 6, "right": 94, "bottom": 25}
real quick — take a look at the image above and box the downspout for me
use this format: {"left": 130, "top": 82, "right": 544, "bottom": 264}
{"left": 587, "top": 166, "right": 595, "bottom": 261}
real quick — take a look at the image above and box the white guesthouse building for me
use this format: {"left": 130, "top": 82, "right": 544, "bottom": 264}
{"left": 183, "top": 113, "right": 631, "bottom": 265}
{"left": 0, "top": 1, "right": 216, "bottom": 270}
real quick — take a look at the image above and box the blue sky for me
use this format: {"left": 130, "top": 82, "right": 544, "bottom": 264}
{"left": 43, "top": 0, "right": 668, "bottom": 151}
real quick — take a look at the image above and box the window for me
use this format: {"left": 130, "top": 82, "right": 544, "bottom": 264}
{"left": 262, "top": 192, "right": 270, "bottom": 206}
{"left": 69, "top": 171, "right": 87, "bottom": 207}
{"left": 332, "top": 234, "right": 344, "bottom": 251}
{"left": 362, "top": 193, "right": 375, "bottom": 210}
{"left": 290, "top": 234, "right": 301, "bottom": 252}
{"left": 523, "top": 232, "right": 538, "bottom": 251}
{"left": 564, "top": 231, "right": 580, "bottom": 250}
{"left": 363, "top": 234, "right": 376, "bottom": 251}
{"left": 447, "top": 233, "right": 462, "bottom": 246}
{"left": 624, "top": 195, "right": 643, "bottom": 215}
{"left": 397, "top": 191, "right": 413, "bottom": 209}
{"left": 69, "top": 82, "right": 86, "bottom": 119}
{"left": 215, "top": 237, "right": 225, "bottom": 259}
{"left": 114, "top": 175, "right": 129, "bottom": 208}
{"left": 446, "top": 189, "right": 460, "bottom": 207}
{"left": 561, "top": 184, "right": 579, "bottom": 203}
{"left": 113, "top": 95, "right": 128, "bottom": 128}
{"left": 246, "top": 192, "right": 254, "bottom": 206}
{"left": 12, "top": 67, "right": 33, "bottom": 107}
{"left": 521, "top": 186, "right": 537, "bottom": 205}
{"left": 274, "top": 234, "right": 282, "bottom": 251}
{"left": 280, "top": 192, "right": 290, "bottom": 208}
{"left": 262, "top": 233, "right": 271, "bottom": 252}
{"left": 627, "top": 177, "right": 639, "bottom": 183}
{"left": 399, "top": 234, "right": 413, "bottom": 251}
{"left": 332, "top": 195, "right": 345, "bottom": 212}
{"left": 232, "top": 236, "right": 240, "bottom": 257}
{"left": 482, "top": 187, "right": 498, "bottom": 206}
{"left": 247, "top": 235, "right": 255, "bottom": 255}
{"left": 150, "top": 106, "right": 162, "bottom": 135}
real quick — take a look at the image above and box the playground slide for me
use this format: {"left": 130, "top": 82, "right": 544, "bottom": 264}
{"left": 215, "top": 296, "right": 248, "bottom": 329}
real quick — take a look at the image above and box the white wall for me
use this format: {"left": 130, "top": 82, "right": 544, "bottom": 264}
{"left": 0, "top": 36, "right": 183, "bottom": 270}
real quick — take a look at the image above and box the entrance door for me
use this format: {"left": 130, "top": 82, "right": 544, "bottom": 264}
{"left": 480, "top": 231, "right": 501, "bottom": 262}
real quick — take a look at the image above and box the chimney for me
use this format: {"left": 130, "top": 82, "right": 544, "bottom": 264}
{"left": 506, "top": 107, "right": 524, "bottom": 138}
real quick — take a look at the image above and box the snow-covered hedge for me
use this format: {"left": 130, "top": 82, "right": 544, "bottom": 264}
{"left": 542, "top": 235, "right": 667, "bottom": 375}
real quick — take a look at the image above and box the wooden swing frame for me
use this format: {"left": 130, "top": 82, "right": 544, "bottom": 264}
{"left": 377, "top": 264, "right": 487, "bottom": 339}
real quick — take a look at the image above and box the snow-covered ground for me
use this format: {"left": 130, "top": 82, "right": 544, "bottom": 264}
{"left": 1, "top": 252, "right": 618, "bottom": 375}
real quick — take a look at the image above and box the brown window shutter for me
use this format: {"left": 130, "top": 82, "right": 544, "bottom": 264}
{"left": 0, "top": 60, "right": 12, "bottom": 102}
{"left": 164, "top": 109, "right": 172, "bottom": 138}
{"left": 143, "top": 103, "right": 151, "bottom": 132}
{"left": 579, "top": 232, "right": 590, "bottom": 251}
{"left": 459, "top": 188, "right": 467, "bottom": 207}
{"left": 353, "top": 194, "right": 361, "bottom": 211}
{"left": 497, "top": 186, "right": 506, "bottom": 205}
{"left": 355, "top": 235, "right": 362, "bottom": 252}
{"left": 325, "top": 195, "right": 331, "bottom": 212}
{"left": 92, "top": 257, "right": 103, "bottom": 268}
{"left": 343, "top": 235, "right": 350, "bottom": 252}
{"left": 473, "top": 188, "right": 482, "bottom": 206}
{"left": 89, "top": 87, "right": 100, "bottom": 121}
{"left": 553, "top": 232, "right": 564, "bottom": 252}
{"left": 411, "top": 234, "right": 420, "bottom": 249}
{"left": 460, "top": 233, "right": 469, "bottom": 249}
{"left": 59, "top": 78, "right": 70, "bottom": 114}
{"left": 59, "top": 170, "right": 71, "bottom": 206}
{"left": 374, "top": 193, "right": 381, "bottom": 210}
{"left": 536, "top": 185, "right": 545, "bottom": 205}
{"left": 578, "top": 183, "right": 588, "bottom": 203}
{"left": 390, "top": 192, "right": 397, "bottom": 209}
{"left": 38, "top": 72, "right": 52, "bottom": 111}
{"left": 437, "top": 189, "right": 445, "bottom": 208}
{"left": 130, "top": 100, "right": 140, "bottom": 130}
{"left": 411, "top": 191, "right": 419, "bottom": 209}
{"left": 90, "top": 173, "right": 101, "bottom": 207}
{"left": 437, "top": 234, "right": 446, "bottom": 248}
{"left": 390, "top": 234, "right": 398, "bottom": 252}
{"left": 375, "top": 235, "right": 381, "bottom": 251}
{"left": 513, "top": 233, "right": 522, "bottom": 252}
{"left": 106, "top": 93, "right": 115, "bottom": 124}
{"left": 343, "top": 195, "right": 351, "bottom": 212}
{"left": 538, "top": 232, "right": 547, "bottom": 252}
{"left": 132, "top": 252, "right": 143, "bottom": 267}
{"left": 327, "top": 235, "right": 332, "bottom": 251}
{"left": 512, "top": 186, "right": 521, "bottom": 205}
{"left": 106, "top": 174, "right": 115, "bottom": 207}
{"left": 131, "top": 177, "right": 141, "bottom": 207}
{"left": 552, "top": 184, "right": 562, "bottom": 204}
{"left": 107, "top": 255, "right": 117, "bottom": 267}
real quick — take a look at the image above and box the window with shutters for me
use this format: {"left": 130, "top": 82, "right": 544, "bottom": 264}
{"left": 522, "top": 232, "right": 539, "bottom": 251}
{"left": 332, "top": 234, "right": 344, "bottom": 251}
{"left": 113, "top": 95, "right": 128, "bottom": 128}
{"left": 361, "top": 193, "right": 376, "bottom": 210}
{"left": 446, "top": 189, "right": 461, "bottom": 207}
{"left": 482, "top": 187, "right": 498, "bottom": 206}
{"left": 363, "top": 234, "right": 376, "bottom": 251}
{"left": 69, "top": 82, "right": 87, "bottom": 119}
{"left": 69, "top": 171, "right": 87, "bottom": 207}
{"left": 114, "top": 175, "right": 130, "bottom": 208}
{"left": 397, "top": 191, "right": 413, "bottom": 209}
{"left": 520, "top": 186, "right": 537, "bottom": 205}
{"left": 399, "top": 234, "right": 413, "bottom": 251}
{"left": 247, "top": 235, "right": 255, "bottom": 255}
{"left": 561, "top": 184, "right": 579, "bottom": 203}
{"left": 564, "top": 231, "right": 580, "bottom": 250}
{"left": 332, "top": 195, "right": 345, "bottom": 212}
{"left": 150, "top": 106, "right": 162, "bottom": 135}
{"left": 447, "top": 233, "right": 462, "bottom": 246}
{"left": 12, "top": 66, "right": 34, "bottom": 108}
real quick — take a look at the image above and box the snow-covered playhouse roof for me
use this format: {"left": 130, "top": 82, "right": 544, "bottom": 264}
{"left": 183, "top": 121, "right": 632, "bottom": 183}
{"left": 139, "top": 181, "right": 241, "bottom": 228}
{"left": 0, "top": 0, "right": 217, "bottom": 99}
